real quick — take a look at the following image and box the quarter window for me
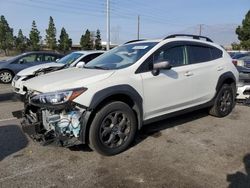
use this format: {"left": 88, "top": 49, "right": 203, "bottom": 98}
{"left": 210, "top": 47, "right": 223, "bottom": 60}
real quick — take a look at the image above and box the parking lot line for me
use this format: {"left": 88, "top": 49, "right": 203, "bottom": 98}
{"left": 0, "top": 117, "right": 17, "bottom": 122}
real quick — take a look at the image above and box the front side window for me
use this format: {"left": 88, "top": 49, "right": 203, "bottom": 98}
{"left": 18, "top": 54, "right": 38, "bottom": 63}
{"left": 153, "top": 46, "right": 186, "bottom": 67}
{"left": 84, "top": 42, "right": 157, "bottom": 70}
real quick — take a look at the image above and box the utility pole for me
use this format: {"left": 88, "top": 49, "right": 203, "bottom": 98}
{"left": 106, "top": 0, "right": 110, "bottom": 50}
{"left": 199, "top": 24, "right": 203, "bottom": 36}
{"left": 137, "top": 15, "right": 140, "bottom": 40}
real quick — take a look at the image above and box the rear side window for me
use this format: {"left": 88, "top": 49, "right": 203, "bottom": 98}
{"left": 210, "top": 47, "right": 223, "bottom": 60}
{"left": 44, "top": 55, "right": 57, "bottom": 62}
{"left": 188, "top": 45, "right": 223, "bottom": 64}
{"left": 188, "top": 45, "right": 211, "bottom": 64}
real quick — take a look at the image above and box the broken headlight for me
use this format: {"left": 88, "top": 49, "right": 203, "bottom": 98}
{"left": 30, "top": 87, "right": 87, "bottom": 106}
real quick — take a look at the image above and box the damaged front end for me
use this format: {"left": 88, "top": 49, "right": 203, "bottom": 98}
{"left": 20, "top": 87, "right": 89, "bottom": 146}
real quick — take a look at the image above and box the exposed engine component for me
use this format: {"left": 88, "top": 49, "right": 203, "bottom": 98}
{"left": 42, "top": 109, "right": 84, "bottom": 138}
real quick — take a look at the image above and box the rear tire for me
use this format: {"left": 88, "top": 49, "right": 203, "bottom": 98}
{"left": 0, "top": 70, "right": 14, "bottom": 84}
{"left": 88, "top": 101, "right": 137, "bottom": 156}
{"left": 209, "top": 84, "right": 235, "bottom": 117}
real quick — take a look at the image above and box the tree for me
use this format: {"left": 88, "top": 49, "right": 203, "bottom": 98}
{"left": 45, "top": 16, "right": 57, "bottom": 50}
{"left": 236, "top": 10, "right": 250, "bottom": 50}
{"left": 15, "top": 29, "right": 27, "bottom": 52}
{"left": 29, "top": 20, "right": 41, "bottom": 51}
{"left": 0, "top": 15, "right": 14, "bottom": 55}
{"left": 94, "top": 29, "right": 102, "bottom": 50}
{"left": 58, "top": 27, "right": 72, "bottom": 53}
{"left": 80, "top": 29, "right": 93, "bottom": 50}
{"left": 231, "top": 42, "right": 241, "bottom": 50}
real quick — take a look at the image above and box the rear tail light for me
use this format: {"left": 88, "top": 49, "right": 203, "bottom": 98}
{"left": 232, "top": 60, "right": 238, "bottom": 66}
{"left": 232, "top": 59, "right": 245, "bottom": 67}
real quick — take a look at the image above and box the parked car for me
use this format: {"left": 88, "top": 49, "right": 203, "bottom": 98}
{"left": 12, "top": 51, "right": 104, "bottom": 95}
{"left": 232, "top": 52, "right": 250, "bottom": 67}
{"left": 228, "top": 50, "right": 249, "bottom": 58}
{"left": 0, "top": 51, "right": 63, "bottom": 83}
{"left": 237, "top": 66, "right": 250, "bottom": 100}
{"left": 20, "top": 34, "right": 238, "bottom": 155}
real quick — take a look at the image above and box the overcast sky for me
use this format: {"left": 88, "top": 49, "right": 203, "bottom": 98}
{"left": 0, "top": 0, "right": 249, "bottom": 45}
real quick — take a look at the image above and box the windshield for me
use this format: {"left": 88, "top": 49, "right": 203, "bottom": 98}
{"left": 57, "top": 52, "right": 83, "bottom": 65}
{"left": 84, "top": 42, "right": 158, "bottom": 70}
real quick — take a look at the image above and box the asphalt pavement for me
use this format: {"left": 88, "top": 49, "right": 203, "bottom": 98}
{"left": 0, "top": 83, "right": 250, "bottom": 187}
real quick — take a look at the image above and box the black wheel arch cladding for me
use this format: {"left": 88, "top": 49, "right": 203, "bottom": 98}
{"left": 79, "top": 85, "right": 143, "bottom": 144}
{"left": 216, "top": 71, "right": 236, "bottom": 92}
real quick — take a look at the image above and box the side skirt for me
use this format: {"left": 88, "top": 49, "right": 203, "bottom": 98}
{"left": 143, "top": 100, "right": 214, "bottom": 125}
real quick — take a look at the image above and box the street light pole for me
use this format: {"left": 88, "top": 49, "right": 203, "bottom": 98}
{"left": 137, "top": 15, "right": 140, "bottom": 40}
{"left": 106, "top": 0, "right": 110, "bottom": 50}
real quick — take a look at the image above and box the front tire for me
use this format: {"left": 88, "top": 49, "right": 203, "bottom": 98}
{"left": 88, "top": 101, "right": 137, "bottom": 156}
{"left": 209, "top": 84, "right": 235, "bottom": 117}
{"left": 0, "top": 70, "right": 14, "bottom": 84}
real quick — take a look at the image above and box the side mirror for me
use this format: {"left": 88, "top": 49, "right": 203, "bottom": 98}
{"left": 55, "top": 59, "right": 60, "bottom": 62}
{"left": 76, "top": 61, "right": 86, "bottom": 68}
{"left": 19, "top": 59, "right": 25, "bottom": 64}
{"left": 152, "top": 61, "right": 172, "bottom": 76}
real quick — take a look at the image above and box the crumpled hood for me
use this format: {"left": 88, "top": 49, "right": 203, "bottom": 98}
{"left": 24, "top": 67, "right": 115, "bottom": 92}
{"left": 17, "top": 62, "right": 62, "bottom": 76}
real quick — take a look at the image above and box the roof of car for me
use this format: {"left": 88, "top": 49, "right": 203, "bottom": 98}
{"left": 127, "top": 34, "right": 216, "bottom": 46}
{"left": 72, "top": 50, "right": 105, "bottom": 55}
{"left": 22, "top": 51, "right": 62, "bottom": 55}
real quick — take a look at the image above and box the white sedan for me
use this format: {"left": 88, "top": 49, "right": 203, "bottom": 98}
{"left": 12, "top": 50, "right": 104, "bottom": 95}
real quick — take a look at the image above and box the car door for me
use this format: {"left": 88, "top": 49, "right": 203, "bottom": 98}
{"left": 186, "top": 44, "right": 223, "bottom": 102}
{"left": 12, "top": 53, "right": 39, "bottom": 72}
{"left": 140, "top": 43, "right": 204, "bottom": 120}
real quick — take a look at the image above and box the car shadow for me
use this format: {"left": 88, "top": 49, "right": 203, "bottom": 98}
{"left": 68, "top": 144, "right": 92, "bottom": 152}
{"left": 227, "top": 153, "right": 250, "bottom": 188}
{"left": 133, "top": 109, "right": 209, "bottom": 147}
{"left": 0, "top": 124, "right": 28, "bottom": 161}
{"left": 0, "top": 92, "right": 18, "bottom": 102}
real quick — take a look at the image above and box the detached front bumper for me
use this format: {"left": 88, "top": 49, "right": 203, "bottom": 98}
{"left": 237, "top": 85, "right": 250, "bottom": 100}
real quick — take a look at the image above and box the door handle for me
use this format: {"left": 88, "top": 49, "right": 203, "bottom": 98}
{"left": 217, "top": 66, "right": 224, "bottom": 71}
{"left": 184, "top": 71, "right": 194, "bottom": 77}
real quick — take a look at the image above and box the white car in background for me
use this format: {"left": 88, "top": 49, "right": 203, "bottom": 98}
{"left": 12, "top": 50, "right": 104, "bottom": 95}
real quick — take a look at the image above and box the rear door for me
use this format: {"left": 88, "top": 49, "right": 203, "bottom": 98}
{"left": 186, "top": 43, "right": 223, "bottom": 101}
{"left": 140, "top": 42, "right": 205, "bottom": 120}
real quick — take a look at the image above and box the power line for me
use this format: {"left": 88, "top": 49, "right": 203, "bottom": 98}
{"left": 6, "top": 0, "right": 105, "bottom": 17}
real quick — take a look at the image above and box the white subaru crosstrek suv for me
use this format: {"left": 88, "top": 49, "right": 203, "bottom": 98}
{"left": 19, "top": 34, "right": 238, "bottom": 155}
{"left": 12, "top": 50, "right": 104, "bottom": 95}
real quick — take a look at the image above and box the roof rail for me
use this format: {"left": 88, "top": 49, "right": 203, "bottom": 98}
{"left": 164, "top": 34, "right": 213, "bottom": 42}
{"left": 124, "top": 39, "right": 145, "bottom": 44}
